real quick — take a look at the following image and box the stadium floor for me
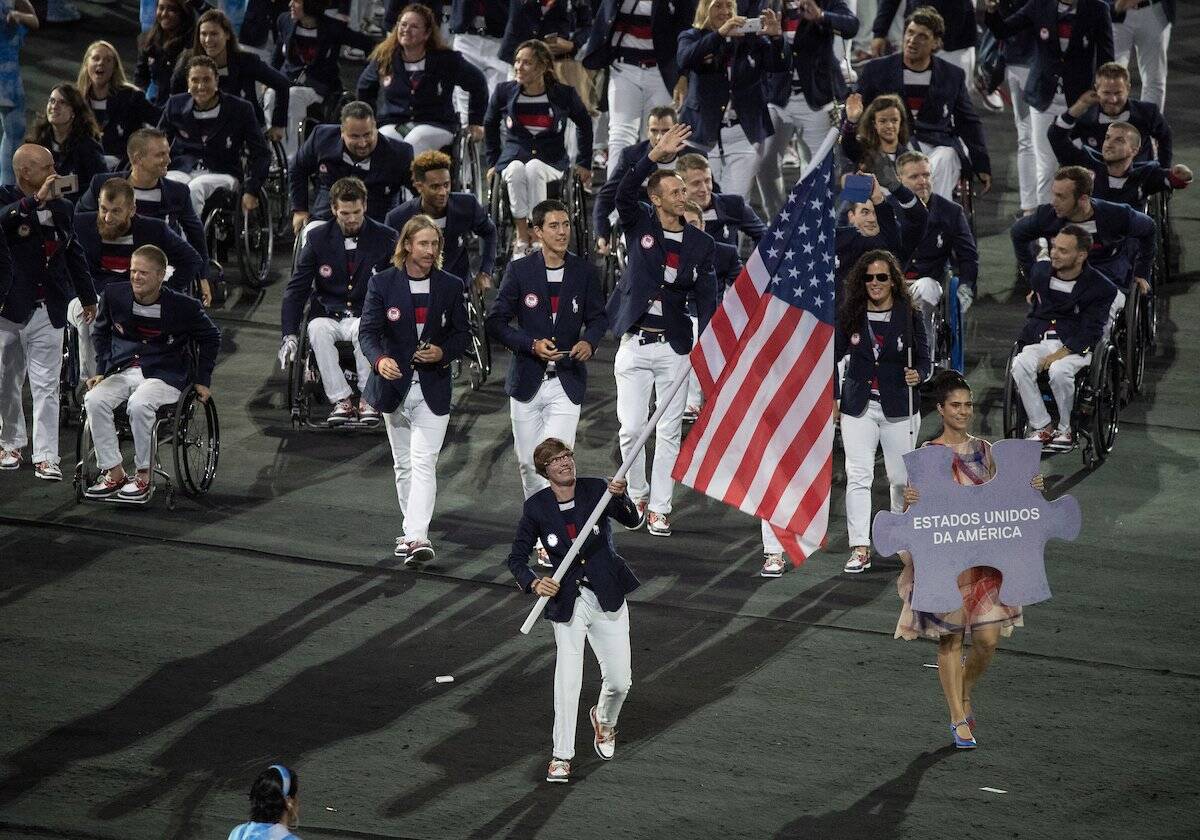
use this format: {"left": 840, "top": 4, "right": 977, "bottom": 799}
{"left": 2, "top": 6, "right": 1199, "bottom": 838}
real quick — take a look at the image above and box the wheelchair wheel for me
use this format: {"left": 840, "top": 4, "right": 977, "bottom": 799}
{"left": 465, "top": 283, "right": 491, "bottom": 390}
{"left": 237, "top": 187, "right": 275, "bottom": 288}
{"left": 1089, "top": 344, "right": 1120, "bottom": 462}
{"left": 287, "top": 327, "right": 315, "bottom": 427}
{"left": 1001, "top": 342, "right": 1026, "bottom": 439}
{"left": 955, "top": 177, "right": 976, "bottom": 237}
{"left": 563, "top": 169, "right": 591, "bottom": 258}
{"left": 173, "top": 386, "right": 219, "bottom": 496}
{"left": 488, "top": 171, "right": 514, "bottom": 283}
{"left": 454, "top": 131, "right": 485, "bottom": 205}
{"left": 1122, "top": 285, "right": 1144, "bottom": 401}
{"left": 203, "top": 200, "right": 234, "bottom": 275}
{"left": 73, "top": 414, "right": 100, "bottom": 504}
{"left": 266, "top": 138, "right": 291, "bottom": 239}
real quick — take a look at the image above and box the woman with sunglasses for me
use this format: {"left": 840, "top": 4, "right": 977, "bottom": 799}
{"left": 228, "top": 764, "right": 302, "bottom": 839}
{"left": 835, "top": 249, "right": 931, "bottom": 575}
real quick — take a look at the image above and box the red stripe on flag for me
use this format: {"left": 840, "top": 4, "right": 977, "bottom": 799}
{"left": 757, "top": 365, "right": 833, "bottom": 517}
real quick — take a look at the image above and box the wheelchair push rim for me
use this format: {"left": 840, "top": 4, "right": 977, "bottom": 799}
{"left": 173, "top": 387, "right": 220, "bottom": 496}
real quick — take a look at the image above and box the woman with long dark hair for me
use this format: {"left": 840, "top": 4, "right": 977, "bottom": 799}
{"left": 136, "top": 0, "right": 198, "bottom": 107}
{"left": 356, "top": 3, "right": 488, "bottom": 156}
{"left": 484, "top": 39, "right": 592, "bottom": 257}
{"left": 77, "top": 41, "right": 162, "bottom": 168}
{"left": 171, "top": 8, "right": 291, "bottom": 141}
{"left": 228, "top": 764, "right": 302, "bottom": 839}
{"left": 835, "top": 249, "right": 930, "bottom": 574}
{"left": 26, "top": 84, "right": 107, "bottom": 204}
{"left": 841, "top": 92, "right": 919, "bottom": 191}
{"left": 895, "top": 369, "right": 1043, "bottom": 750}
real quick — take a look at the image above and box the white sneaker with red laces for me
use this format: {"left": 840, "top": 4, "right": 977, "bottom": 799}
{"left": 117, "top": 475, "right": 151, "bottom": 501}
{"left": 1026, "top": 426, "right": 1053, "bottom": 446}
{"left": 1047, "top": 428, "right": 1074, "bottom": 451}
{"left": 358, "top": 399, "right": 381, "bottom": 427}
{"left": 34, "top": 461, "right": 63, "bottom": 481}
{"left": 624, "top": 499, "right": 648, "bottom": 530}
{"left": 85, "top": 473, "right": 124, "bottom": 499}
{"left": 328, "top": 398, "right": 356, "bottom": 426}
{"left": 406, "top": 539, "right": 435, "bottom": 566}
{"left": 590, "top": 705, "right": 616, "bottom": 760}
{"left": 843, "top": 548, "right": 871, "bottom": 574}
{"left": 647, "top": 511, "right": 671, "bottom": 537}
{"left": 0, "top": 449, "right": 20, "bottom": 470}
{"left": 761, "top": 553, "right": 786, "bottom": 578}
{"left": 546, "top": 758, "right": 570, "bottom": 783}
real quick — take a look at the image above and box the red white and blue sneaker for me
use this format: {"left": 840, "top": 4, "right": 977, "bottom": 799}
{"left": 117, "top": 474, "right": 151, "bottom": 502}
{"left": 85, "top": 473, "right": 124, "bottom": 499}
{"left": 546, "top": 758, "right": 570, "bottom": 783}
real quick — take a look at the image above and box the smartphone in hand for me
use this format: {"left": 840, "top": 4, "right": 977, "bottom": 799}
{"left": 738, "top": 17, "right": 763, "bottom": 34}
{"left": 50, "top": 173, "right": 78, "bottom": 199}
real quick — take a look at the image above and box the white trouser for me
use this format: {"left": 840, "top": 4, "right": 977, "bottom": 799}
{"left": 307, "top": 316, "right": 371, "bottom": 403}
{"left": 380, "top": 123, "right": 456, "bottom": 157}
{"left": 1113, "top": 2, "right": 1171, "bottom": 111}
{"left": 165, "top": 170, "right": 240, "bottom": 218}
{"left": 68, "top": 297, "right": 96, "bottom": 380}
{"left": 263, "top": 85, "right": 324, "bottom": 158}
{"left": 0, "top": 309, "right": 63, "bottom": 464}
{"left": 759, "top": 100, "right": 834, "bottom": 214}
{"left": 510, "top": 376, "right": 581, "bottom": 499}
{"left": 906, "top": 276, "right": 942, "bottom": 359}
{"left": 502, "top": 159, "right": 563, "bottom": 221}
{"left": 761, "top": 518, "right": 782, "bottom": 554}
{"left": 841, "top": 400, "right": 917, "bottom": 548}
{"left": 1029, "top": 101, "right": 1068, "bottom": 204}
{"left": 454, "top": 33, "right": 508, "bottom": 120}
{"left": 84, "top": 367, "right": 181, "bottom": 471}
{"left": 918, "top": 141, "right": 961, "bottom": 201}
{"left": 614, "top": 333, "right": 689, "bottom": 515}
{"left": 939, "top": 46, "right": 976, "bottom": 82}
{"left": 700, "top": 122, "right": 762, "bottom": 202}
{"left": 383, "top": 379, "right": 449, "bottom": 542}
{"left": 606, "top": 62, "right": 673, "bottom": 177}
{"left": 551, "top": 586, "right": 631, "bottom": 761}
{"left": 1006, "top": 64, "right": 1038, "bottom": 212}
{"left": 1012, "top": 338, "right": 1091, "bottom": 432}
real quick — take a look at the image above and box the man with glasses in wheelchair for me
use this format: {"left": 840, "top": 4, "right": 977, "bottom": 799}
{"left": 290, "top": 101, "right": 414, "bottom": 239}
{"left": 280, "top": 176, "right": 398, "bottom": 426}
{"left": 160, "top": 55, "right": 273, "bottom": 222}
{"left": 1010, "top": 226, "right": 1118, "bottom": 452}
{"left": 83, "top": 244, "right": 220, "bottom": 501}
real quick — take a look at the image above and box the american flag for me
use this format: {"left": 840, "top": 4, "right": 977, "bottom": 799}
{"left": 672, "top": 143, "right": 839, "bottom": 566}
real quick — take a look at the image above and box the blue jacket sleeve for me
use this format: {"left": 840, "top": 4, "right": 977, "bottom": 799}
{"left": 483, "top": 87, "right": 504, "bottom": 170}
{"left": 440, "top": 279, "right": 471, "bottom": 361}
{"left": 567, "top": 87, "right": 594, "bottom": 171}
{"left": 1048, "top": 112, "right": 1093, "bottom": 168}
{"left": 457, "top": 56, "right": 489, "bottom": 126}
{"left": 174, "top": 193, "right": 209, "bottom": 274}
{"left": 159, "top": 222, "right": 203, "bottom": 293}
{"left": 472, "top": 198, "right": 498, "bottom": 276}
{"left": 949, "top": 206, "right": 979, "bottom": 292}
{"left": 593, "top": 152, "right": 630, "bottom": 238}
{"left": 1010, "top": 209, "right": 1042, "bottom": 274}
{"left": 581, "top": 261, "right": 609, "bottom": 348}
{"left": 93, "top": 289, "right": 112, "bottom": 374}
{"left": 871, "top": 0, "right": 901, "bottom": 37}
{"left": 66, "top": 231, "right": 98, "bottom": 307}
{"left": 249, "top": 54, "right": 291, "bottom": 128}
{"left": 356, "top": 60, "right": 381, "bottom": 107}
{"left": 731, "top": 196, "right": 766, "bottom": 244}
{"left": 242, "top": 116, "right": 273, "bottom": 196}
{"left": 485, "top": 270, "right": 539, "bottom": 354}
{"left": 1124, "top": 205, "right": 1156, "bottom": 281}
{"left": 617, "top": 154, "right": 655, "bottom": 228}
{"left": 505, "top": 507, "right": 541, "bottom": 593}
{"left": 692, "top": 238, "right": 718, "bottom": 333}
{"left": 281, "top": 236, "right": 318, "bottom": 336}
{"left": 676, "top": 29, "right": 725, "bottom": 73}
{"left": 290, "top": 129, "right": 318, "bottom": 212}
{"left": 358, "top": 274, "right": 387, "bottom": 366}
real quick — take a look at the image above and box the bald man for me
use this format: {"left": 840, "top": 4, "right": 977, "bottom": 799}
{"left": 0, "top": 144, "right": 97, "bottom": 479}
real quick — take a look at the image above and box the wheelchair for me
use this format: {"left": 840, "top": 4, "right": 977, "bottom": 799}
{"left": 600, "top": 219, "right": 628, "bottom": 298}
{"left": 486, "top": 164, "right": 591, "bottom": 285}
{"left": 203, "top": 183, "right": 274, "bottom": 289}
{"left": 265, "top": 136, "right": 292, "bottom": 240}
{"left": 450, "top": 126, "right": 485, "bottom": 206}
{"left": 953, "top": 175, "right": 976, "bottom": 237}
{"left": 924, "top": 274, "right": 966, "bottom": 374}
{"left": 457, "top": 280, "right": 491, "bottom": 391}
{"left": 286, "top": 312, "right": 381, "bottom": 430}
{"left": 73, "top": 383, "right": 219, "bottom": 509}
{"left": 1001, "top": 324, "right": 1122, "bottom": 471}
{"left": 58, "top": 323, "right": 82, "bottom": 427}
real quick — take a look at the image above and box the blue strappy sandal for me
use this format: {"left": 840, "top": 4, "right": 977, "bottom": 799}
{"left": 951, "top": 719, "right": 977, "bottom": 749}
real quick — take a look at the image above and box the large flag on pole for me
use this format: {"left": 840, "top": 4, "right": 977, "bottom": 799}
{"left": 672, "top": 128, "right": 840, "bottom": 566}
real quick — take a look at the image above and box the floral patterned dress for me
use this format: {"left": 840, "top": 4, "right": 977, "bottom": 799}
{"left": 895, "top": 437, "right": 1025, "bottom": 641}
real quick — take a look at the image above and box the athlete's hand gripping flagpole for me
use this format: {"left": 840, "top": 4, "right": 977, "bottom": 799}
{"left": 519, "top": 371, "right": 691, "bottom": 635}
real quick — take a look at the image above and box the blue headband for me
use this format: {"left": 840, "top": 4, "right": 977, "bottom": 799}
{"left": 269, "top": 764, "right": 292, "bottom": 798}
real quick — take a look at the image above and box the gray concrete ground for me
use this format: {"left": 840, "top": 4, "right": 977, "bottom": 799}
{"left": 2, "top": 5, "right": 1199, "bottom": 839}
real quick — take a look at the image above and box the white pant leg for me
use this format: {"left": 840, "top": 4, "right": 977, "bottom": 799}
{"left": 1046, "top": 352, "right": 1091, "bottom": 431}
{"left": 939, "top": 46, "right": 976, "bottom": 82}
{"left": 606, "top": 64, "right": 671, "bottom": 176}
{"left": 1030, "top": 103, "right": 1067, "bottom": 204}
{"left": 840, "top": 404, "right": 883, "bottom": 547}
{"left": 19, "top": 307, "right": 64, "bottom": 465}
{"left": 1012, "top": 339, "right": 1057, "bottom": 430}
{"left": 919, "top": 142, "right": 962, "bottom": 201}
{"left": 1118, "top": 5, "right": 1170, "bottom": 111}
{"left": 68, "top": 298, "right": 96, "bottom": 380}
{"left": 1006, "top": 64, "right": 1038, "bottom": 212}
{"left": 876, "top": 403, "right": 916, "bottom": 516}
{"left": 379, "top": 123, "right": 406, "bottom": 143}
{"left": 761, "top": 517, "right": 783, "bottom": 554}
{"left": 383, "top": 393, "right": 412, "bottom": 517}
{"left": 345, "top": 317, "right": 372, "bottom": 391}
{"left": 502, "top": 159, "right": 563, "bottom": 220}
{"left": 403, "top": 124, "right": 456, "bottom": 158}
{"left": 708, "top": 125, "right": 762, "bottom": 200}
{"left": 0, "top": 314, "right": 29, "bottom": 453}
{"left": 84, "top": 367, "right": 142, "bottom": 471}
{"left": 454, "top": 34, "right": 507, "bottom": 121}
{"left": 614, "top": 335, "right": 654, "bottom": 503}
{"left": 647, "top": 342, "right": 689, "bottom": 515}
{"left": 281, "top": 86, "right": 324, "bottom": 157}
{"left": 907, "top": 276, "right": 942, "bottom": 359}
{"left": 307, "top": 316, "right": 354, "bottom": 402}
{"left": 166, "top": 170, "right": 240, "bottom": 217}
{"left": 126, "top": 377, "right": 182, "bottom": 470}
{"left": 551, "top": 590, "right": 592, "bottom": 761}
{"left": 388, "top": 380, "right": 449, "bottom": 541}
{"left": 510, "top": 377, "right": 581, "bottom": 498}
{"left": 587, "top": 590, "right": 631, "bottom": 729}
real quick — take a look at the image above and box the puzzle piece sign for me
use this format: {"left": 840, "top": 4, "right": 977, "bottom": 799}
{"left": 872, "top": 439, "right": 1081, "bottom": 614}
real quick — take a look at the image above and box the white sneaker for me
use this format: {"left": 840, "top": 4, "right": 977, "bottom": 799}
{"left": 0, "top": 449, "right": 20, "bottom": 470}
{"left": 646, "top": 511, "right": 671, "bottom": 537}
{"left": 590, "top": 705, "right": 616, "bottom": 760}
{"left": 1026, "top": 426, "right": 1053, "bottom": 446}
{"left": 34, "top": 461, "right": 63, "bottom": 481}
{"left": 1047, "top": 428, "right": 1075, "bottom": 451}
{"left": 406, "top": 539, "right": 435, "bottom": 565}
{"left": 546, "top": 758, "right": 570, "bottom": 783}
{"left": 117, "top": 475, "right": 151, "bottom": 502}
{"left": 843, "top": 548, "right": 871, "bottom": 574}
{"left": 760, "top": 553, "right": 786, "bottom": 578}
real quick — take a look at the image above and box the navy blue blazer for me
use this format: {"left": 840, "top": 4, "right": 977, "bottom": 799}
{"left": 358, "top": 266, "right": 470, "bottom": 415}
{"left": 170, "top": 48, "right": 291, "bottom": 128}
{"left": 1069, "top": 98, "right": 1171, "bottom": 166}
{"left": 159, "top": 93, "right": 272, "bottom": 196}
{"left": 578, "top": 0, "right": 692, "bottom": 92}
{"left": 78, "top": 173, "right": 208, "bottom": 272}
{"left": 714, "top": 240, "right": 743, "bottom": 289}
{"left": 606, "top": 154, "right": 718, "bottom": 354}
{"left": 499, "top": 0, "right": 589, "bottom": 62}
{"left": 485, "top": 249, "right": 608, "bottom": 404}
{"left": 75, "top": 213, "right": 203, "bottom": 295}
{"left": 767, "top": 0, "right": 858, "bottom": 110}
{"left": 905, "top": 193, "right": 979, "bottom": 291}
{"left": 289, "top": 125, "right": 413, "bottom": 222}
{"left": 1048, "top": 114, "right": 1182, "bottom": 208}
{"left": 135, "top": 15, "right": 197, "bottom": 108}
{"left": 856, "top": 53, "right": 991, "bottom": 176}
{"left": 676, "top": 28, "right": 791, "bottom": 147}
{"left": 0, "top": 190, "right": 96, "bottom": 328}
{"left": 93, "top": 283, "right": 221, "bottom": 391}
{"left": 593, "top": 139, "right": 651, "bottom": 239}
{"left": 273, "top": 13, "right": 378, "bottom": 97}
{"left": 384, "top": 194, "right": 497, "bottom": 280}
{"left": 1011, "top": 197, "right": 1155, "bottom": 282}
{"left": 240, "top": 0, "right": 285, "bottom": 48}
{"left": 872, "top": 0, "right": 977, "bottom": 52}
{"left": 835, "top": 299, "right": 931, "bottom": 418}
{"left": 356, "top": 49, "right": 489, "bottom": 131}
{"left": 1106, "top": 0, "right": 1173, "bottom": 24}
{"left": 505, "top": 477, "right": 642, "bottom": 622}
{"left": 91, "top": 86, "right": 163, "bottom": 164}
{"left": 985, "top": 0, "right": 1114, "bottom": 113}
{"left": 1019, "top": 260, "right": 1119, "bottom": 353}
{"left": 281, "top": 217, "right": 399, "bottom": 336}
{"left": 834, "top": 185, "right": 928, "bottom": 283}
{"left": 704, "top": 192, "right": 767, "bottom": 248}
{"left": 484, "top": 80, "right": 593, "bottom": 172}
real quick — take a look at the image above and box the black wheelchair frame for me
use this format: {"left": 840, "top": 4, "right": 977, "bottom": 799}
{"left": 203, "top": 184, "right": 274, "bottom": 289}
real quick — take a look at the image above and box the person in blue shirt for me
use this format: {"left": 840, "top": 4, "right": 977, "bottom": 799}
{"left": 0, "top": 0, "right": 38, "bottom": 187}
{"left": 227, "top": 765, "right": 302, "bottom": 840}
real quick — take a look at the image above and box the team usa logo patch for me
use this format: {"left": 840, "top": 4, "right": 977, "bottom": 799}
{"left": 546, "top": 533, "right": 559, "bottom": 548}
{"left": 640, "top": 234, "right": 654, "bottom": 250}
{"left": 17, "top": 224, "right": 29, "bottom": 237}
{"left": 524, "top": 292, "right": 539, "bottom": 308}
{"left": 319, "top": 264, "right": 333, "bottom": 278}
{"left": 386, "top": 306, "right": 401, "bottom": 322}
{"left": 850, "top": 332, "right": 861, "bottom": 346}
{"left": 1039, "top": 27, "right": 1050, "bottom": 40}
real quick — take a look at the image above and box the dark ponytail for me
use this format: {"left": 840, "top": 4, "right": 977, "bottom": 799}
{"left": 927, "top": 369, "right": 971, "bottom": 406}
{"left": 248, "top": 764, "right": 299, "bottom": 823}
